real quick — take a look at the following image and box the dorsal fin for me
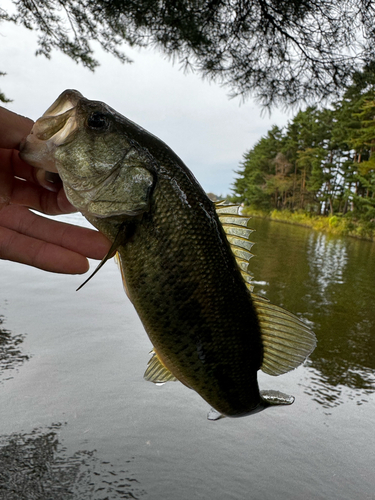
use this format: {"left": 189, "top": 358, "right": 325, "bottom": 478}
{"left": 214, "top": 201, "right": 316, "bottom": 374}
{"left": 144, "top": 348, "right": 178, "bottom": 383}
{"left": 215, "top": 201, "right": 255, "bottom": 292}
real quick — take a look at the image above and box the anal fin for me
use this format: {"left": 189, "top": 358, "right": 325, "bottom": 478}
{"left": 144, "top": 348, "right": 178, "bottom": 384}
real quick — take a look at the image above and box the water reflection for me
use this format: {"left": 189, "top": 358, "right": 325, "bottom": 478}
{"left": 305, "top": 233, "right": 375, "bottom": 400}
{"left": 249, "top": 218, "right": 375, "bottom": 409}
{"left": 300, "top": 363, "right": 375, "bottom": 410}
{"left": 307, "top": 233, "right": 348, "bottom": 301}
{"left": 0, "top": 423, "right": 146, "bottom": 500}
{"left": 0, "top": 315, "right": 29, "bottom": 383}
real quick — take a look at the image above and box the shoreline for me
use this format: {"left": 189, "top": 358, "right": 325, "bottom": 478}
{"left": 242, "top": 207, "right": 375, "bottom": 242}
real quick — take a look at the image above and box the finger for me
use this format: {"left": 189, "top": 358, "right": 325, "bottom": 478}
{"left": 0, "top": 205, "right": 111, "bottom": 260}
{"left": 10, "top": 178, "right": 76, "bottom": 215}
{"left": 9, "top": 150, "right": 62, "bottom": 192}
{"left": 0, "top": 149, "right": 59, "bottom": 215}
{"left": 29, "top": 167, "right": 63, "bottom": 192}
{"left": 0, "top": 149, "right": 13, "bottom": 208}
{"left": 38, "top": 170, "right": 63, "bottom": 191}
{"left": 2, "top": 150, "right": 69, "bottom": 210}
{"left": 0, "top": 224, "right": 90, "bottom": 274}
{"left": 0, "top": 107, "right": 33, "bottom": 149}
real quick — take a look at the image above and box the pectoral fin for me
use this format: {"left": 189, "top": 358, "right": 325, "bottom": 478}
{"left": 114, "top": 252, "right": 132, "bottom": 300}
{"left": 76, "top": 224, "right": 126, "bottom": 291}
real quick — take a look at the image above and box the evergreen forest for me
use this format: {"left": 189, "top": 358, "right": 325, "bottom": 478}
{"left": 231, "top": 70, "right": 375, "bottom": 237}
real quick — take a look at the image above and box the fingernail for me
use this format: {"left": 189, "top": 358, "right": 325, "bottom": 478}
{"left": 45, "top": 171, "right": 61, "bottom": 184}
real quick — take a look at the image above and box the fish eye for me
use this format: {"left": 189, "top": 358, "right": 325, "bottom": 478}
{"left": 87, "top": 111, "right": 109, "bottom": 131}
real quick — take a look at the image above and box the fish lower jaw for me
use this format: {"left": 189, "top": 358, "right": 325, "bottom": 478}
{"left": 19, "top": 135, "right": 58, "bottom": 172}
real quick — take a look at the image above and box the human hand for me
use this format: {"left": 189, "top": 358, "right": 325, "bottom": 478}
{"left": 0, "top": 106, "right": 111, "bottom": 274}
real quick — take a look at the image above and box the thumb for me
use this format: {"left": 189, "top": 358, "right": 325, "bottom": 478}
{"left": 0, "top": 107, "right": 33, "bottom": 150}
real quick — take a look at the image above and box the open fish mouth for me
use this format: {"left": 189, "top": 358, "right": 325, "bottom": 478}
{"left": 34, "top": 107, "right": 76, "bottom": 143}
{"left": 37, "top": 89, "right": 82, "bottom": 142}
{"left": 19, "top": 90, "right": 83, "bottom": 172}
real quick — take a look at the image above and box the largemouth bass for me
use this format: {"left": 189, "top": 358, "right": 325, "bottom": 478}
{"left": 20, "top": 90, "right": 316, "bottom": 419}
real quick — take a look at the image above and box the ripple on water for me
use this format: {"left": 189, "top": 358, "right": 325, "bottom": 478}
{"left": 0, "top": 423, "right": 146, "bottom": 500}
{"left": 300, "top": 363, "right": 375, "bottom": 410}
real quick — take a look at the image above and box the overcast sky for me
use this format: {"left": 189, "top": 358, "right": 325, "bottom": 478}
{"left": 0, "top": 19, "right": 291, "bottom": 196}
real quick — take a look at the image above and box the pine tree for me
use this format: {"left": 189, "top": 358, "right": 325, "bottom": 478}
{"left": 232, "top": 68, "right": 375, "bottom": 219}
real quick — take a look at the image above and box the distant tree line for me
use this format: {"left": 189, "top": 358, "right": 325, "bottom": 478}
{"left": 231, "top": 69, "right": 375, "bottom": 221}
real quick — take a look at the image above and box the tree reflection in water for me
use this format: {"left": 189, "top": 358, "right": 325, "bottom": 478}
{"left": 0, "top": 423, "right": 146, "bottom": 500}
{"left": 248, "top": 218, "right": 375, "bottom": 409}
{"left": 307, "top": 233, "right": 348, "bottom": 302}
{"left": 0, "top": 316, "right": 29, "bottom": 383}
{"left": 305, "top": 232, "right": 375, "bottom": 402}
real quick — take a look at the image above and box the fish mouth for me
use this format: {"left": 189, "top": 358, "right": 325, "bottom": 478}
{"left": 37, "top": 89, "right": 82, "bottom": 141}
{"left": 20, "top": 90, "right": 83, "bottom": 173}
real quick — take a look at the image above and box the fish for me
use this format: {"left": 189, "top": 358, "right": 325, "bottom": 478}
{"left": 20, "top": 89, "right": 316, "bottom": 419}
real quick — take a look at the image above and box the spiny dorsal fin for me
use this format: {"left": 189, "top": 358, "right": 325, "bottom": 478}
{"left": 214, "top": 201, "right": 316, "bottom": 375}
{"left": 252, "top": 295, "right": 316, "bottom": 376}
{"left": 144, "top": 348, "right": 178, "bottom": 383}
{"left": 214, "top": 201, "right": 255, "bottom": 292}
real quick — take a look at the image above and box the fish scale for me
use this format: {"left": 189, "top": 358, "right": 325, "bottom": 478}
{"left": 20, "top": 89, "right": 316, "bottom": 418}
{"left": 113, "top": 173, "right": 265, "bottom": 415}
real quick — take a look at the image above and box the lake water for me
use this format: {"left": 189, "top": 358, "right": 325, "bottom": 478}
{"left": 0, "top": 214, "right": 374, "bottom": 500}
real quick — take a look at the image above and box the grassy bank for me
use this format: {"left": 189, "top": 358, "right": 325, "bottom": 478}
{"left": 242, "top": 207, "right": 375, "bottom": 242}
